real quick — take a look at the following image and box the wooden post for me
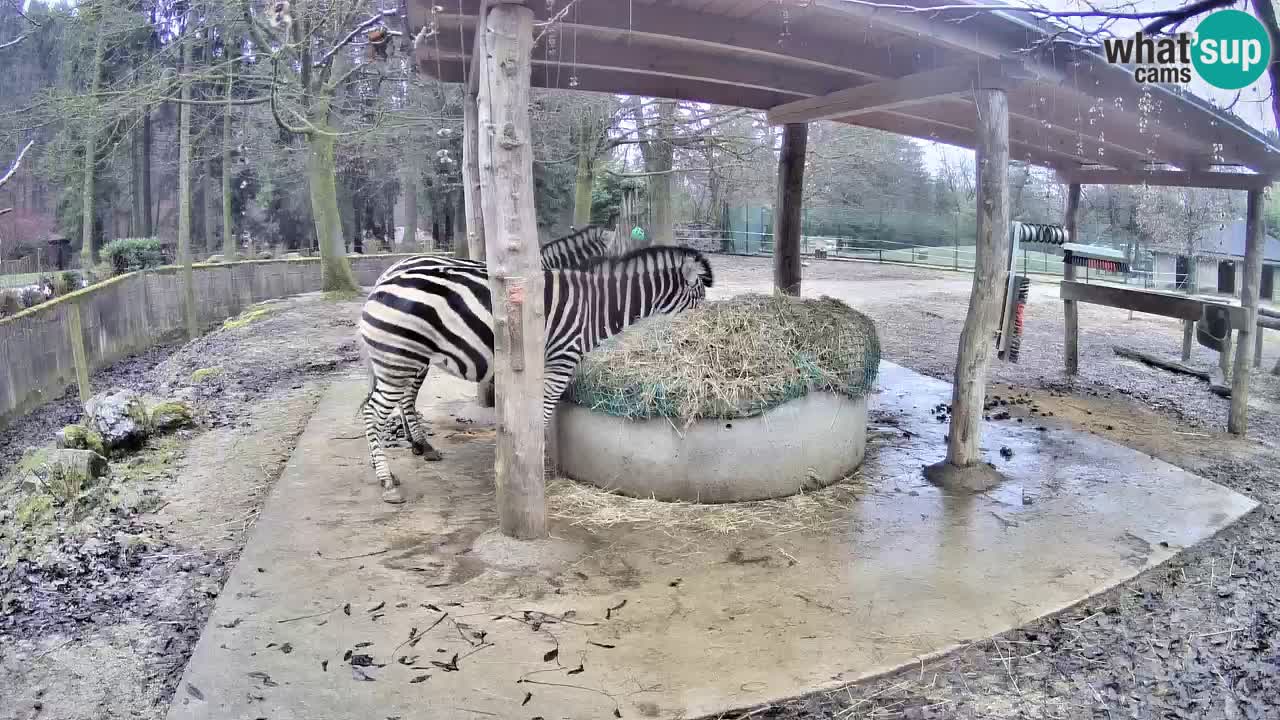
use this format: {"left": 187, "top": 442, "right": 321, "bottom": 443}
{"left": 1229, "top": 188, "right": 1265, "bottom": 435}
{"left": 463, "top": 64, "right": 495, "bottom": 409}
{"left": 477, "top": 0, "right": 545, "bottom": 539}
{"left": 66, "top": 301, "right": 92, "bottom": 404}
{"left": 1181, "top": 319, "right": 1194, "bottom": 361}
{"left": 1062, "top": 183, "right": 1081, "bottom": 374}
{"left": 1255, "top": 324, "right": 1264, "bottom": 369}
{"left": 926, "top": 88, "right": 1009, "bottom": 491}
{"left": 773, "top": 122, "right": 807, "bottom": 296}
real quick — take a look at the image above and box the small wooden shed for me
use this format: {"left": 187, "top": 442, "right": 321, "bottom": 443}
{"left": 407, "top": 0, "right": 1280, "bottom": 537}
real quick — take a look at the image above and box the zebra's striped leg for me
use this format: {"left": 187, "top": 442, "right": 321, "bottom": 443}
{"left": 400, "top": 366, "right": 442, "bottom": 461}
{"left": 363, "top": 385, "right": 406, "bottom": 504}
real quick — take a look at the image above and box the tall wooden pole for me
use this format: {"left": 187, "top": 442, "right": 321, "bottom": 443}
{"left": 1062, "top": 183, "right": 1081, "bottom": 374}
{"left": 1229, "top": 188, "right": 1265, "bottom": 435}
{"left": 773, "top": 123, "right": 807, "bottom": 296}
{"left": 464, "top": 65, "right": 495, "bottom": 409}
{"left": 477, "top": 0, "right": 545, "bottom": 539}
{"left": 927, "top": 87, "right": 1009, "bottom": 491}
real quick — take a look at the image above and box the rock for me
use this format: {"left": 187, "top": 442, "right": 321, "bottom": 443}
{"left": 257, "top": 251, "right": 274, "bottom": 260}
{"left": 84, "top": 390, "right": 149, "bottom": 453}
{"left": 56, "top": 424, "right": 106, "bottom": 456}
{"left": 206, "top": 254, "right": 225, "bottom": 263}
{"left": 19, "top": 448, "right": 109, "bottom": 496}
{"left": 150, "top": 401, "right": 195, "bottom": 433}
{"left": 283, "top": 251, "right": 303, "bottom": 259}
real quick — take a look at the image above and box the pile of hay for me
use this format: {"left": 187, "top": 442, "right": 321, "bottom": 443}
{"left": 567, "top": 293, "right": 880, "bottom": 423}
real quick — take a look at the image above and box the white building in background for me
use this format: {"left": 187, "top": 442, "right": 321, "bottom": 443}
{"left": 1150, "top": 220, "right": 1280, "bottom": 302}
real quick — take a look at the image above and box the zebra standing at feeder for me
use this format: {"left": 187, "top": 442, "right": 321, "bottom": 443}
{"left": 357, "top": 245, "right": 715, "bottom": 503}
{"left": 371, "top": 225, "right": 615, "bottom": 443}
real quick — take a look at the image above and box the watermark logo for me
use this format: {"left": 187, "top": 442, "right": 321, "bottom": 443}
{"left": 1102, "top": 9, "right": 1271, "bottom": 90}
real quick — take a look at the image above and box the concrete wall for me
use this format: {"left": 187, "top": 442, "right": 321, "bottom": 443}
{"left": 0, "top": 255, "right": 415, "bottom": 428}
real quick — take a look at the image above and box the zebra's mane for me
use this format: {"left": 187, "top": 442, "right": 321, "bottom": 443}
{"left": 541, "top": 225, "right": 605, "bottom": 248}
{"left": 575, "top": 245, "right": 713, "bottom": 288}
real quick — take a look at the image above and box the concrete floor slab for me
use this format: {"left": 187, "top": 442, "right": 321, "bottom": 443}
{"left": 168, "top": 362, "right": 1257, "bottom": 720}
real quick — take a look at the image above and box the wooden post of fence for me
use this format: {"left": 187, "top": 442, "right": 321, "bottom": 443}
{"left": 478, "top": 0, "right": 546, "bottom": 539}
{"left": 773, "top": 122, "right": 807, "bottom": 296}
{"left": 1229, "top": 188, "right": 1265, "bottom": 435}
{"left": 926, "top": 86, "right": 1010, "bottom": 492}
{"left": 66, "top": 301, "right": 92, "bottom": 405}
{"left": 463, "top": 41, "right": 495, "bottom": 410}
{"left": 1255, "top": 325, "right": 1264, "bottom": 369}
{"left": 1062, "top": 183, "right": 1081, "bottom": 374}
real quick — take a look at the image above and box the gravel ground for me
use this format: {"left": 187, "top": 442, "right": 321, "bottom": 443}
{"left": 706, "top": 255, "right": 1280, "bottom": 720}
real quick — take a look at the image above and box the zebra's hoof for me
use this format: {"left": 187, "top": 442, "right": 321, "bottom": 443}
{"left": 410, "top": 439, "right": 427, "bottom": 456}
{"left": 422, "top": 447, "right": 443, "bottom": 461}
{"left": 381, "top": 485, "right": 407, "bottom": 504}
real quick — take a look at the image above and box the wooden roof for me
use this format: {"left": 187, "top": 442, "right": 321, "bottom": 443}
{"left": 410, "top": 0, "right": 1280, "bottom": 181}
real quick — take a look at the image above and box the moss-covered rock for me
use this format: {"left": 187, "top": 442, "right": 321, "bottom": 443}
{"left": 15, "top": 495, "right": 53, "bottom": 528}
{"left": 56, "top": 424, "right": 106, "bottom": 456}
{"left": 84, "top": 390, "right": 149, "bottom": 453}
{"left": 150, "top": 401, "right": 194, "bottom": 433}
{"left": 190, "top": 366, "right": 223, "bottom": 383}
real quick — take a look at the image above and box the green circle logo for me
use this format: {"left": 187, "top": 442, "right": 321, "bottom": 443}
{"left": 1192, "top": 10, "right": 1272, "bottom": 90}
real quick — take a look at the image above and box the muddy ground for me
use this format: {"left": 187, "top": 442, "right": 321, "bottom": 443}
{"left": 0, "top": 292, "right": 364, "bottom": 720}
{"left": 2, "top": 257, "right": 1278, "bottom": 720}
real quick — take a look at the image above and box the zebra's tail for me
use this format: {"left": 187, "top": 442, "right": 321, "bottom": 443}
{"left": 354, "top": 330, "right": 377, "bottom": 421}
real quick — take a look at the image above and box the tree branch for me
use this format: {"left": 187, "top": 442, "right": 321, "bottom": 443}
{"left": 1251, "top": 0, "right": 1280, "bottom": 131}
{"left": 315, "top": 10, "right": 397, "bottom": 68}
{"left": 0, "top": 140, "right": 34, "bottom": 189}
{"left": 0, "top": 31, "right": 31, "bottom": 51}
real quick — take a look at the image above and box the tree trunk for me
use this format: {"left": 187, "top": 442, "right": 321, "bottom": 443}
{"left": 142, "top": 107, "right": 154, "bottom": 237}
{"left": 463, "top": 81, "right": 493, "bottom": 406}
{"left": 203, "top": 159, "right": 217, "bottom": 255}
{"left": 773, "top": 123, "right": 807, "bottom": 296}
{"left": 648, "top": 100, "right": 676, "bottom": 245}
{"left": 131, "top": 124, "right": 144, "bottom": 236}
{"left": 1063, "top": 183, "right": 1081, "bottom": 374}
{"left": 306, "top": 123, "right": 360, "bottom": 292}
{"left": 402, "top": 160, "right": 418, "bottom": 252}
{"left": 1230, "top": 189, "right": 1266, "bottom": 434}
{"left": 222, "top": 52, "right": 236, "bottom": 259}
{"left": 478, "top": 1, "right": 545, "bottom": 539}
{"left": 932, "top": 88, "right": 1010, "bottom": 489}
{"left": 80, "top": 23, "right": 106, "bottom": 267}
{"left": 177, "top": 38, "right": 199, "bottom": 340}
{"left": 572, "top": 115, "right": 594, "bottom": 226}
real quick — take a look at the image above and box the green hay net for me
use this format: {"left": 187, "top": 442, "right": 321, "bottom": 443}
{"left": 567, "top": 293, "right": 881, "bottom": 423}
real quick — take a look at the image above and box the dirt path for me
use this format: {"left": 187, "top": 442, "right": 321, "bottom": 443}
{"left": 0, "top": 293, "right": 365, "bottom": 720}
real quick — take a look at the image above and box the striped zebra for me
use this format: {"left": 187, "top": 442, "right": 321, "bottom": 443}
{"left": 371, "top": 225, "right": 613, "bottom": 445}
{"left": 375, "top": 225, "right": 612, "bottom": 286}
{"left": 357, "top": 246, "right": 714, "bottom": 503}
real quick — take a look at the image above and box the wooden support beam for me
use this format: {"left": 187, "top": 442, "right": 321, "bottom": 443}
{"left": 1062, "top": 183, "right": 1081, "bottom": 375}
{"left": 1229, "top": 188, "right": 1265, "bottom": 435}
{"left": 1114, "top": 346, "right": 1209, "bottom": 381}
{"left": 1056, "top": 168, "right": 1274, "bottom": 192}
{"left": 767, "top": 63, "right": 1026, "bottom": 126}
{"left": 773, "top": 123, "right": 807, "bottom": 296}
{"left": 477, "top": 0, "right": 545, "bottom": 539}
{"left": 462, "top": 59, "right": 494, "bottom": 409}
{"left": 1060, "top": 281, "right": 1249, "bottom": 328}
{"left": 939, "top": 87, "right": 1010, "bottom": 484}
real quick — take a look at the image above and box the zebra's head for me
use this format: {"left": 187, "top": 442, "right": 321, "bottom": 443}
{"left": 678, "top": 249, "right": 714, "bottom": 307}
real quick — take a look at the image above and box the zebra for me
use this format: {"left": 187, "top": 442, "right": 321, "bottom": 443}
{"left": 374, "top": 225, "right": 613, "bottom": 287}
{"left": 357, "top": 245, "right": 714, "bottom": 503}
{"left": 370, "top": 224, "right": 614, "bottom": 445}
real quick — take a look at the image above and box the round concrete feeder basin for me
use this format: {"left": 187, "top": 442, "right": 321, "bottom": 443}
{"left": 557, "top": 391, "right": 868, "bottom": 503}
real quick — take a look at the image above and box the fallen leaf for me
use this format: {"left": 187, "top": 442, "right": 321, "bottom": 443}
{"left": 588, "top": 642, "right": 615, "bottom": 649}
{"left": 343, "top": 604, "right": 351, "bottom": 616}
{"left": 368, "top": 601, "right": 386, "bottom": 613}
{"left": 522, "top": 691, "right": 532, "bottom": 706}
{"left": 219, "top": 618, "right": 242, "bottom": 629}
{"left": 543, "top": 648, "right": 558, "bottom": 663}
{"left": 350, "top": 654, "right": 375, "bottom": 667}
{"left": 567, "top": 665, "right": 585, "bottom": 675}
{"left": 280, "top": 643, "right": 293, "bottom": 654}
{"left": 355, "top": 642, "right": 373, "bottom": 648}
{"left": 409, "top": 674, "right": 430, "bottom": 684}
{"left": 352, "top": 667, "right": 376, "bottom": 682}
{"left": 322, "top": 660, "right": 329, "bottom": 672}
{"left": 185, "top": 684, "right": 205, "bottom": 701}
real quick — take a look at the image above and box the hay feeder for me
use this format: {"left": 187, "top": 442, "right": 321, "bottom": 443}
{"left": 559, "top": 294, "right": 880, "bottom": 503}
